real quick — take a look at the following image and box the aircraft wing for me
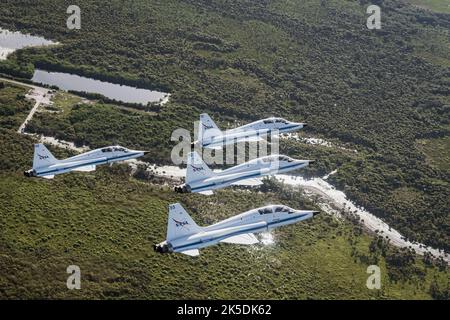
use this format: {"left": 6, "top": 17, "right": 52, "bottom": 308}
{"left": 220, "top": 233, "right": 259, "bottom": 245}
{"left": 181, "top": 249, "right": 200, "bottom": 256}
{"left": 232, "top": 178, "right": 263, "bottom": 186}
{"left": 42, "top": 175, "right": 55, "bottom": 179}
{"left": 198, "top": 190, "right": 214, "bottom": 196}
{"left": 73, "top": 165, "right": 96, "bottom": 172}
{"left": 241, "top": 136, "right": 265, "bottom": 143}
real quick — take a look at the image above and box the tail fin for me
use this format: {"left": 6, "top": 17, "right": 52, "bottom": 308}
{"left": 186, "top": 151, "right": 214, "bottom": 184}
{"left": 199, "top": 113, "right": 222, "bottom": 142}
{"left": 167, "top": 203, "right": 202, "bottom": 241}
{"left": 33, "top": 143, "right": 58, "bottom": 169}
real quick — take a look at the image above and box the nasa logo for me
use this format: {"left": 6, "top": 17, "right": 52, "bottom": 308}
{"left": 191, "top": 165, "right": 204, "bottom": 172}
{"left": 202, "top": 123, "right": 214, "bottom": 130}
{"left": 173, "top": 218, "right": 189, "bottom": 228}
{"left": 38, "top": 154, "right": 49, "bottom": 160}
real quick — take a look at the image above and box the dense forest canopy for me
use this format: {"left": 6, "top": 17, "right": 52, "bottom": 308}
{"left": 0, "top": 0, "right": 449, "bottom": 252}
{"left": 0, "top": 83, "right": 448, "bottom": 299}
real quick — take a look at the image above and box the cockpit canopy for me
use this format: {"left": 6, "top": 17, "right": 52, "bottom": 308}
{"left": 274, "top": 205, "right": 295, "bottom": 214}
{"left": 263, "top": 118, "right": 289, "bottom": 124}
{"left": 258, "top": 205, "right": 295, "bottom": 215}
{"left": 262, "top": 155, "right": 294, "bottom": 163}
{"left": 101, "top": 146, "right": 128, "bottom": 153}
{"left": 274, "top": 118, "right": 289, "bottom": 124}
{"left": 258, "top": 207, "right": 273, "bottom": 215}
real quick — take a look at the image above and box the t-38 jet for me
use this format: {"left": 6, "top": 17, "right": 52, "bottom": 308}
{"left": 195, "top": 113, "right": 306, "bottom": 149}
{"left": 24, "top": 143, "right": 148, "bottom": 179}
{"left": 174, "top": 151, "right": 313, "bottom": 195}
{"left": 154, "top": 203, "right": 319, "bottom": 256}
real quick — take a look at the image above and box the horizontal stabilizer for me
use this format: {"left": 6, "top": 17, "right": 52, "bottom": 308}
{"left": 198, "top": 190, "right": 214, "bottom": 196}
{"left": 181, "top": 249, "right": 200, "bottom": 256}
{"left": 220, "top": 233, "right": 259, "bottom": 245}
{"left": 42, "top": 175, "right": 55, "bottom": 179}
{"left": 232, "top": 178, "right": 263, "bottom": 186}
{"left": 73, "top": 165, "right": 96, "bottom": 172}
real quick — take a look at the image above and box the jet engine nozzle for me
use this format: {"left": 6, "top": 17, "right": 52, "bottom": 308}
{"left": 190, "top": 140, "right": 201, "bottom": 149}
{"left": 24, "top": 169, "right": 36, "bottom": 177}
{"left": 154, "top": 242, "right": 172, "bottom": 254}
{"left": 174, "top": 184, "right": 190, "bottom": 193}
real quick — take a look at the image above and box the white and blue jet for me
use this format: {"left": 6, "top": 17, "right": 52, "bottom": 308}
{"left": 24, "top": 143, "right": 148, "bottom": 179}
{"left": 154, "top": 203, "right": 319, "bottom": 256}
{"left": 196, "top": 113, "right": 306, "bottom": 150}
{"left": 174, "top": 151, "right": 313, "bottom": 195}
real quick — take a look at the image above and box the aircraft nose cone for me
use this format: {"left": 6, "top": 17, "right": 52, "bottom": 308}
{"left": 313, "top": 211, "right": 320, "bottom": 217}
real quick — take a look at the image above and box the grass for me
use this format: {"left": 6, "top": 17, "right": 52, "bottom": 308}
{"left": 49, "top": 92, "right": 83, "bottom": 113}
{"left": 416, "top": 136, "right": 450, "bottom": 173}
{"left": 0, "top": 171, "right": 447, "bottom": 299}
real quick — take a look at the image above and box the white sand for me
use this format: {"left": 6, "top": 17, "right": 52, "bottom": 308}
{"left": 128, "top": 162, "right": 448, "bottom": 262}
{"left": 282, "top": 133, "right": 358, "bottom": 153}
{"left": 0, "top": 48, "right": 15, "bottom": 60}
{"left": 275, "top": 173, "right": 449, "bottom": 263}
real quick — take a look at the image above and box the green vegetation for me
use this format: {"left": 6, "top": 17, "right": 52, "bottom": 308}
{"left": 0, "top": 1, "right": 448, "bottom": 299}
{"left": 0, "top": 0, "right": 450, "bottom": 250}
{"left": 1, "top": 169, "right": 447, "bottom": 299}
{"left": 26, "top": 96, "right": 193, "bottom": 162}
{"left": 0, "top": 136, "right": 447, "bottom": 299}
{"left": 0, "top": 83, "right": 32, "bottom": 130}
{"left": 408, "top": 0, "right": 450, "bottom": 14}
{"left": 0, "top": 82, "right": 448, "bottom": 299}
{"left": 416, "top": 136, "right": 450, "bottom": 173}
{"left": 1, "top": 0, "right": 449, "bottom": 251}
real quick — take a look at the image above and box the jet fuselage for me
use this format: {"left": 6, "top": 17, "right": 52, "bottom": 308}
{"left": 184, "top": 155, "right": 311, "bottom": 194}
{"left": 155, "top": 205, "right": 317, "bottom": 254}
{"left": 25, "top": 145, "right": 145, "bottom": 178}
{"left": 201, "top": 117, "right": 305, "bottom": 149}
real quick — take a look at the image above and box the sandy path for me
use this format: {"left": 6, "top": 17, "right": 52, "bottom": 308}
{"left": 0, "top": 78, "right": 51, "bottom": 134}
